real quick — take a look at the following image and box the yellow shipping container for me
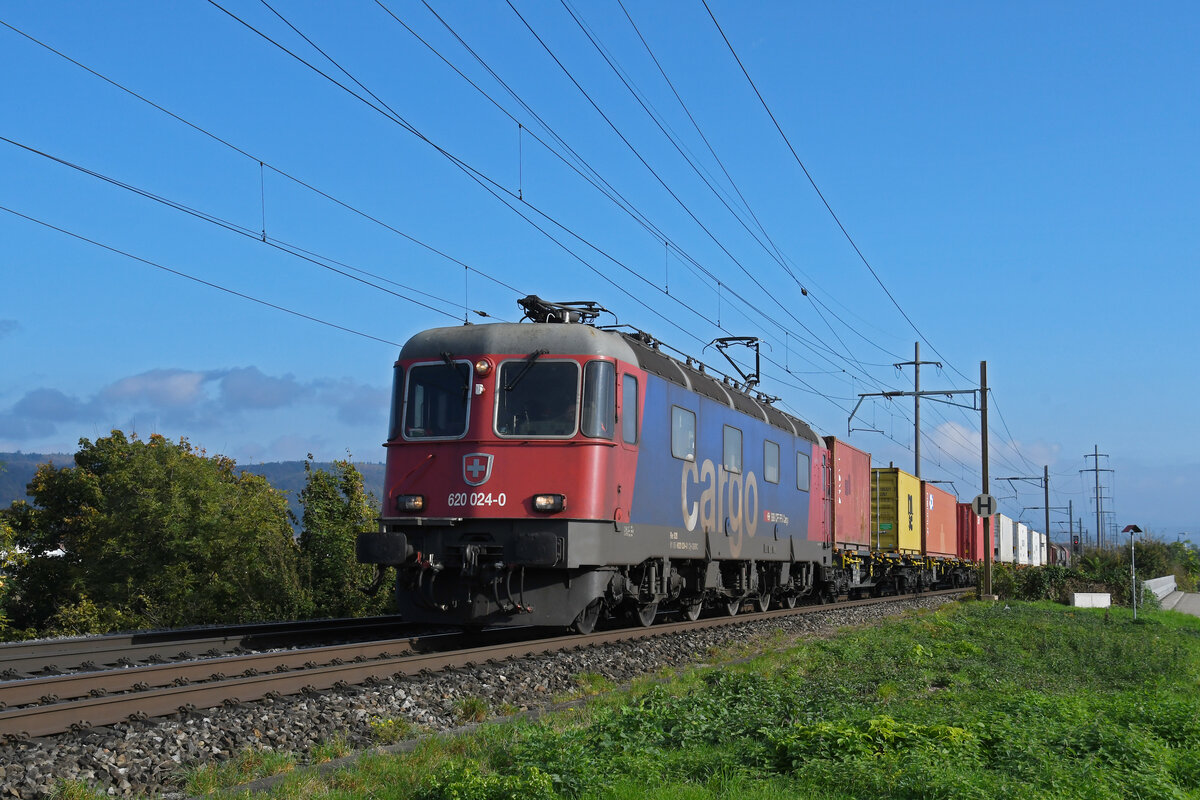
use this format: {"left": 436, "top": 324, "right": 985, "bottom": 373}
{"left": 871, "top": 467, "right": 922, "bottom": 553}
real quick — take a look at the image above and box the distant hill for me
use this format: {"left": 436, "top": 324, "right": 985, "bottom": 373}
{"left": 240, "top": 461, "right": 387, "bottom": 522}
{"left": 0, "top": 453, "right": 386, "bottom": 524}
{"left": 0, "top": 451, "right": 74, "bottom": 506}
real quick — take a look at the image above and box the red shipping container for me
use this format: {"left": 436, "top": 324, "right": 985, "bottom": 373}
{"left": 823, "top": 436, "right": 872, "bottom": 548}
{"left": 956, "top": 502, "right": 985, "bottom": 562}
{"left": 922, "top": 482, "right": 957, "bottom": 557}
{"left": 807, "top": 440, "right": 832, "bottom": 547}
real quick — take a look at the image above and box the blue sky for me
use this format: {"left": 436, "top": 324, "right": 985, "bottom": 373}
{"left": 1, "top": 1, "right": 1197, "bottom": 542}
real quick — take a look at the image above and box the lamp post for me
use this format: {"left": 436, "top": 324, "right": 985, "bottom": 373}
{"left": 1123, "top": 524, "right": 1142, "bottom": 619}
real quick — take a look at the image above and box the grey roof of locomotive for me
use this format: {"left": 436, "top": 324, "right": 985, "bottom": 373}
{"left": 399, "top": 322, "right": 821, "bottom": 445}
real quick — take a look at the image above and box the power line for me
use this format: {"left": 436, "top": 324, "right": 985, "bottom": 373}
{"left": 0, "top": 204, "right": 402, "bottom": 347}
{"left": 701, "top": 0, "right": 940, "bottom": 363}
{"left": 7, "top": 5, "right": 1044, "bottom": 479}
{"left": 0, "top": 135, "right": 472, "bottom": 323}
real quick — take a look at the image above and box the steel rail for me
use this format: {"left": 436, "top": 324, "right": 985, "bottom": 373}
{"left": 0, "top": 589, "right": 964, "bottom": 741}
{"left": 0, "top": 616, "right": 414, "bottom": 677}
{"left": 0, "top": 627, "right": 542, "bottom": 710}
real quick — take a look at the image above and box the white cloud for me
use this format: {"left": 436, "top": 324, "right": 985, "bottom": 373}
{"left": 101, "top": 369, "right": 209, "bottom": 408}
{"left": 1, "top": 366, "right": 388, "bottom": 463}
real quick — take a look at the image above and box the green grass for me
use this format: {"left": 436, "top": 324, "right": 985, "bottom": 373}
{"left": 182, "top": 747, "right": 298, "bottom": 795}
{"left": 180, "top": 600, "right": 1200, "bottom": 799}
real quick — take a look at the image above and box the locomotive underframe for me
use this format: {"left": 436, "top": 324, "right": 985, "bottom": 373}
{"left": 359, "top": 518, "right": 977, "bottom": 629}
{"left": 360, "top": 516, "right": 840, "bottom": 629}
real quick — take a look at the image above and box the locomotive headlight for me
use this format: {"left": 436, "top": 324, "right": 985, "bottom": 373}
{"left": 396, "top": 494, "right": 425, "bottom": 513}
{"left": 474, "top": 358, "right": 493, "bottom": 376}
{"left": 533, "top": 494, "right": 566, "bottom": 513}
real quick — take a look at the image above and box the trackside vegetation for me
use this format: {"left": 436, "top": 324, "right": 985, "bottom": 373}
{"left": 0, "top": 431, "right": 390, "bottom": 638}
{"left": 138, "top": 599, "right": 1200, "bottom": 800}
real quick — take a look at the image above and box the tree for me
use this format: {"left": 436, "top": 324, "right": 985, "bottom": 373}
{"left": 0, "top": 507, "right": 27, "bottom": 639}
{"left": 2, "top": 431, "right": 308, "bottom": 635}
{"left": 297, "top": 455, "right": 390, "bottom": 618}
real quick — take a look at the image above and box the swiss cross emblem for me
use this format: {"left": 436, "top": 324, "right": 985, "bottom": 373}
{"left": 463, "top": 453, "right": 493, "bottom": 486}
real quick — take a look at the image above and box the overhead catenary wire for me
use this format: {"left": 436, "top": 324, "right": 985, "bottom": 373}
{"left": 3, "top": 5, "right": 1049, "bottom": 486}
{"left": 208, "top": 0, "right": 883, "bottom": 403}
{"left": 387, "top": 0, "right": 914, "bottom": 404}
{"left": 0, "top": 205, "right": 403, "bottom": 347}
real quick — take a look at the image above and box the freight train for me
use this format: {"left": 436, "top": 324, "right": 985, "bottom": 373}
{"left": 356, "top": 296, "right": 1045, "bottom": 633}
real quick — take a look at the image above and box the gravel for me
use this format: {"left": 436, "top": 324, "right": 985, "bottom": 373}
{"left": 0, "top": 595, "right": 958, "bottom": 798}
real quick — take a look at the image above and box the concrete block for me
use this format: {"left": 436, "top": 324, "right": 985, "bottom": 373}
{"left": 1071, "top": 593, "right": 1111, "bottom": 608}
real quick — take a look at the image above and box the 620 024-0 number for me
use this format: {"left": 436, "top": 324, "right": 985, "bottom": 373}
{"left": 447, "top": 492, "right": 507, "bottom": 508}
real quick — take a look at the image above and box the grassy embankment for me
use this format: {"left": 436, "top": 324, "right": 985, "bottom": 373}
{"left": 56, "top": 599, "right": 1200, "bottom": 799}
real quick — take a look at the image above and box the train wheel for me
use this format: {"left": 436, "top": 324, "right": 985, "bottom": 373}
{"left": 635, "top": 601, "right": 658, "bottom": 628}
{"left": 572, "top": 600, "right": 602, "bottom": 635}
{"left": 681, "top": 601, "right": 703, "bottom": 622}
{"left": 724, "top": 598, "right": 742, "bottom": 617}
{"left": 782, "top": 594, "right": 797, "bottom": 609}
{"left": 753, "top": 594, "right": 771, "bottom": 613}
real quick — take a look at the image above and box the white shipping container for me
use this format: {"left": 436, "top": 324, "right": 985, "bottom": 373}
{"left": 1016, "top": 522, "right": 1030, "bottom": 565}
{"left": 1040, "top": 533, "right": 1049, "bottom": 566}
{"left": 1029, "top": 530, "right": 1042, "bottom": 566}
{"left": 994, "top": 514, "right": 1015, "bottom": 563}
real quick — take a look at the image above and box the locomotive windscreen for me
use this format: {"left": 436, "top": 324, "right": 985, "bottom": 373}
{"left": 404, "top": 360, "right": 471, "bottom": 439}
{"left": 496, "top": 359, "right": 579, "bottom": 437}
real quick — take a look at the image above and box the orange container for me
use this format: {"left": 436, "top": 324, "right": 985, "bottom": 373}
{"left": 922, "top": 482, "right": 957, "bottom": 557}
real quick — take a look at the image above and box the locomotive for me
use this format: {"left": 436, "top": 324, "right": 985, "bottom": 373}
{"left": 356, "top": 296, "right": 980, "bottom": 633}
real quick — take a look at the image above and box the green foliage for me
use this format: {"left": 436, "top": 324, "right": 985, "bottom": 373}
{"left": 451, "top": 696, "right": 490, "bottom": 725}
{"left": 310, "top": 733, "right": 352, "bottom": 764}
{"left": 764, "top": 715, "right": 979, "bottom": 768}
{"left": 296, "top": 455, "right": 389, "bottom": 618}
{"left": 221, "top": 601, "right": 1200, "bottom": 800}
{"left": 47, "top": 781, "right": 109, "bottom": 800}
{"left": 991, "top": 541, "right": 1196, "bottom": 607}
{"left": 182, "top": 746, "right": 297, "bottom": 795}
{"left": 416, "top": 761, "right": 555, "bottom": 800}
{"left": 1, "top": 431, "right": 308, "bottom": 635}
{"left": 369, "top": 716, "right": 416, "bottom": 744}
{"left": 0, "top": 507, "right": 30, "bottom": 639}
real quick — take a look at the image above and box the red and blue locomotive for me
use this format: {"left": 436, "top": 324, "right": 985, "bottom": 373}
{"left": 356, "top": 296, "right": 975, "bottom": 632}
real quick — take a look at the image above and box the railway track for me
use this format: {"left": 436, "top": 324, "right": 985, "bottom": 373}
{"left": 0, "top": 615, "right": 416, "bottom": 678}
{"left": 0, "top": 589, "right": 966, "bottom": 741}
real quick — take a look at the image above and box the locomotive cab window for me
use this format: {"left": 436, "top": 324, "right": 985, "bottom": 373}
{"left": 796, "top": 451, "right": 811, "bottom": 491}
{"left": 387, "top": 364, "right": 404, "bottom": 441}
{"left": 496, "top": 359, "right": 579, "bottom": 437}
{"left": 581, "top": 361, "right": 616, "bottom": 439}
{"left": 723, "top": 426, "right": 742, "bottom": 474}
{"left": 621, "top": 374, "right": 639, "bottom": 444}
{"left": 404, "top": 361, "right": 470, "bottom": 439}
{"left": 764, "top": 439, "right": 780, "bottom": 484}
{"left": 671, "top": 406, "right": 696, "bottom": 461}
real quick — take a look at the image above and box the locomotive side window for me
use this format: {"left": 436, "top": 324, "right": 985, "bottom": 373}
{"left": 621, "top": 374, "right": 639, "bottom": 444}
{"left": 670, "top": 406, "right": 696, "bottom": 461}
{"left": 387, "top": 364, "right": 404, "bottom": 441}
{"left": 764, "top": 439, "right": 780, "bottom": 484}
{"left": 496, "top": 360, "right": 579, "bottom": 437}
{"left": 404, "top": 361, "right": 470, "bottom": 439}
{"left": 581, "top": 361, "right": 616, "bottom": 439}
{"left": 796, "top": 451, "right": 811, "bottom": 491}
{"left": 723, "top": 426, "right": 742, "bottom": 474}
